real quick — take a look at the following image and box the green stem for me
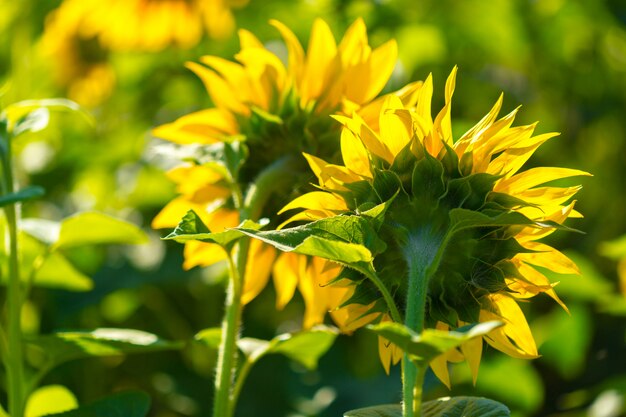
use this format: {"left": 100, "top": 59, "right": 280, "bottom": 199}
{"left": 212, "top": 155, "right": 299, "bottom": 417}
{"left": 1, "top": 134, "right": 26, "bottom": 417}
{"left": 230, "top": 358, "right": 254, "bottom": 410}
{"left": 212, "top": 247, "right": 244, "bottom": 417}
{"left": 364, "top": 269, "right": 402, "bottom": 324}
{"left": 401, "top": 229, "right": 442, "bottom": 417}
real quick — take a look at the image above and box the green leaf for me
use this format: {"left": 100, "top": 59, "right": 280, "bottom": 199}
{"left": 194, "top": 327, "right": 222, "bottom": 350}
{"left": 21, "top": 218, "right": 61, "bottom": 245}
{"left": 367, "top": 321, "right": 502, "bottom": 364}
{"left": 0, "top": 186, "right": 44, "bottom": 207}
{"left": 35, "top": 251, "right": 93, "bottom": 291}
{"left": 599, "top": 234, "right": 626, "bottom": 259}
{"left": 54, "top": 212, "right": 148, "bottom": 250}
{"left": 237, "top": 215, "right": 382, "bottom": 270}
{"left": 250, "top": 106, "right": 283, "bottom": 125}
{"left": 422, "top": 396, "right": 510, "bottom": 417}
{"left": 44, "top": 391, "right": 150, "bottom": 417}
{"left": 344, "top": 404, "right": 401, "bottom": 417}
{"left": 197, "top": 326, "right": 338, "bottom": 370}
{"left": 344, "top": 397, "right": 510, "bottom": 417}
{"left": 163, "top": 209, "right": 264, "bottom": 249}
{"left": 25, "top": 385, "right": 78, "bottom": 417}
{"left": 27, "top": 329, "right": 182, "bottom": 372}
{"left": 12, "top": 107, "right": 50, "bottom": 137}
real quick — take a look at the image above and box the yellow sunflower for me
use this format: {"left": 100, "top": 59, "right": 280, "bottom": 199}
{"left": 153, "top": 19, "right": 416, "bottom": 329}
{"left": 278, "top": 67, "right": 590, "bottom": 385}
{"left": 45, "top": 0, "right": 245, "bottom": 52}
{"left": 41, "top": 5, "right": 116, "bottom": 107}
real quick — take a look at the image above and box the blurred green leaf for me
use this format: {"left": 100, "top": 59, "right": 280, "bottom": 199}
{"left": 54, "top": 211, "right": 148, "bottom": 250}
{"left": 21, "top": 218, "right": 61, "bottom": 246}
{"left": 542, "top": 251, "right": 614, "bottom": 304}
{"left": 28, "top": 329, "right": 182, "bottom": 372}
{"left": 599, "top": 235, "right": 626, "bottom": 259}
{"left": 343, "top": 404, "right": 401, "bottom": 417}
{"left": 474, "top": 356, "right": 543, "bottom": 413}
{"left": 367, "top": 321, "right": 502, "bottom": 364}
{"left": 45, "top": 391, "right": 150, "bottom": 417}
{"left": 343, "top": 397, "right": 510, "bottom": 417}
{"left": 194, "top": 327, "right": 222, "bottom": 350}
{"left": 25, "top": 385, "right": 78, "bottom": 417}
{"left": 422, "top": 396, "right": 510, "bottom": 417}
{"left": 35, "top": 250, "right": 93, "bottom": 292}
{"left": 0, "top": 186, "right": 44, "bottom": 207}
{"left": 534, "top": 304, "right": 592, "bottom": 379}
{"left": 12, "top": 108, "right": 50, "bottom": 137}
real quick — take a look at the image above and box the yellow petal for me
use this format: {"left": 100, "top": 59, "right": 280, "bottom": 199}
{"left": 495, "top": 167, "right": 591, "bottom": 195}
{"left": 361, "top": 39, "right": 397, "bottom": 104}
{"left": 341, "top": 127, "right": 372, "bottom": 178}
{"left": 300, "top": 19, "right": 337, "bottom": 105}
{"left": 152, "top": 197, "right": 198, "bottom": 229}
{"left": 430, "top": 354, "right": 451, "bottom": 389}
{"left": 486, "top": 132, "right": 559, "bottom": 177}
{"left": 516, "top": 241, "right": 580, "bottom": 275}
{"left": 455, "top": 94, "right": 503, "bottom": 156}
{"left": 183, "top": 241, "right": 227, "bottom": 270}
{"left": 486, "top": 294, "right": 538, "bottom": 357}
{"left": 242, "top": 240, "right": 276, "bottom": 305}
{"left": 238, "top": 28, "right": 264, "bottom": 49}
{"left": 379, "top": 95, "right": 413, "bottom": 158}
{"left": 270, "top": 19, "right": 305, "bottom": 86}
{"left": 152, "top": 108, "right": 238, "bottom": 145}
{"left": 186, "top": 62, "right": 249, "bottom": 115}
{"left": 279, "top": 191, "right": 347, "bottom": 214}
{"left": 460, "top": 333, "right": 482, "bottom": 385}
{"left": 272, "top": 252, "right": 305, "bottom": 309}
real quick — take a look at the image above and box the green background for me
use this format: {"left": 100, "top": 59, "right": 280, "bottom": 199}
{"left": 1, "top": 0, "right": 625, "bottom": 416}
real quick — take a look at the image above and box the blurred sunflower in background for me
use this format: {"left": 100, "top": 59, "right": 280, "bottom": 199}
{"left": 40, "top": 0, "right": 247, "bottom": 106}
{"left": 153, "top": 19, "right": 420, "bottom": 329}
{"left": 277, "top": 68, "right": 590, "bottom": 385}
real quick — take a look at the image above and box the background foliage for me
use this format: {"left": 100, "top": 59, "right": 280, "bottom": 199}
{"left": 1, "top": 0, "right": 625, "bottom": 416}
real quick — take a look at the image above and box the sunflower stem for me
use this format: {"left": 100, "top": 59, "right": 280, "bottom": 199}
{"left": 401, "top": 228, "right": 442, "bottom": 417}
{"left": 1, "top": 128, "right": 26, "bottom": 417}
{"left": 213, "top": 155, "right": 300, "bottom": 417}
{"left": 212, "top": 239, "right": 247, "bottom": 417}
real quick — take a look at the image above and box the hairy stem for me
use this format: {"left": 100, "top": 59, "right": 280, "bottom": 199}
{"left": 401, "top": 228, "right": 442, "bottom": 417}
{"left": 213, "top": 155, "right": 299, "bottom": 417}
{"left": 212, "top": 246, "right": 245, "bottom": 417}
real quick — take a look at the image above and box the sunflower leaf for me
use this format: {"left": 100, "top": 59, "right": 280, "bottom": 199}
{"left": 422, "top": 396, "right": 511, "bottom": 417}
{"left": 163, "top": 209, "right": 264, "bottom": 249}
{"left": 343, "top": 404, "right": 401, "bottom": 417}
{"left": 240, "top": 326, "right": 338, "bottom": 370}
{"left": 26, "top": 329, "right": 182, "bottom": 379}
{"left": 195, "top": 326, "right": 338, "bottom": 370}
{"left": 343, "top": 397, "right": 510, "bottom": 417}
{"left": 367, "top": 321, "right": 503, "bottom": 364}
{"left": 54, "top": 211, "right": 148, "bottom": 250}
{"left": 44, "top": 391, "right": 150, "bottom": 417}
{"left": 0, "top": 186, "right": 45, "bottom": 207}
{"left": 237, "top": 214, "right": 383, "bottom": 271}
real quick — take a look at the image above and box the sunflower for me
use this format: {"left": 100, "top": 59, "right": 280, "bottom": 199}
{"left": 153, "top": 19, "right": 416, "bottom": 329}
{"left": 41, "top": 4, "right": 115, "bottom": 107}
{"left": 45, "top": 0, "right": 245, "bottom": 52}
{"left": 278, "top": 67, "right": 590, "bottom": 385}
